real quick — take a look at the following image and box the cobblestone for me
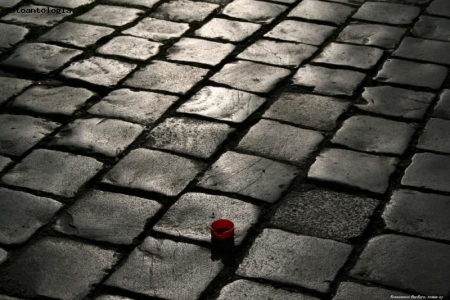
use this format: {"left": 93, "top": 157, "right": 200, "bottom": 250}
{"left": 108, "top": 0, "right": 158, "bottom": 8}
{"left": 265, "top": 20, "right": 335, "bottom": 45}
{"left": 0, "top": 0, "right": 20, "bottom": 8}
{"left": 0, "top": 77, "right": 32, "bottom": 106}
{"left": 288, "top": 0, "right": 355, "bottom": 25}
{"left": 0, "top": 156, "right": 12, "bottom": 172}
{"left": 33, "top": 0, "right": 94, "bottom": 8}
{"left": 352, "top": 2, "right": 420, "bottom": 25}
{"left": 412, "top": 16, "right": 450, "bottom": 42}
{"left": 195, "top": 18, "right": 261, "bottom": 42}
{"left": 332, "top": 282, "right": 409, "bottom": 300}
{"left": 1, "top": 5, "right": 71, "bottom": 27}
{"left": 393, "top": 37, "right": 450, "bottom": 65}
{"left": 122, "top": 17, "right": 189, "bottom": 42}
{"left": 337, "top": 23, "right": 406, "bottom": 49}
{"left": 433, "top": 89, "right": 450, "bottom": 119}
{"left": 427, "top": 0, "right": 450, "bottom": 18}
{"left": 0, "top": 23, "right": 28, "bottom": 49}
{"left": 222, "top": 0, "right": 287, "bottom": 24}
{"left": 76, "top": 5, "right": 143, "bottom": 27}
{"left": 152, "top": 0, "right": 218, "bottom": 23}
{"left": 417, "top": 118, "right": 450, "bottom": 153}
{"left": 96, "top": 36, "right": 161, "bottom": 61}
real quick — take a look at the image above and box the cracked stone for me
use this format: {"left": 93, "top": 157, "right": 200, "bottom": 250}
{"left": 265, "top": 20, "right": 335, "bottom": 45}
{"left": 195, "top": 18, "right": 261, "bottom": 42}
{"left": 0, "top": 0, "right": 20, "bottom": 7}
{"left": 76, "top": 5, "right": 143, "bottom": 26}
{"left": 427, "top": 0, "right": 450, "bottom": 18}
{"left": 33, "top": 0, "right": 94, "bottom": 8}
{"left": 123, "top": 17, "right": 189, "bottom": 42}
{"left": 0, "top": 23, "right": 28, "bottom": 49}
{"left": 198, "top": 151, "right": 299, "bottom": 203}
{"left": 152, "top": 0, "right": 218, "bottom": 22}
{"left": 0, "top": 249, "right": 6, "bottom": 265}
{"left": 337, "top": 23, "right": 406, "bottom": 49}
{"left": 0, "top": 77, "right": 32, "bottom": 106}
{"left": 333, "top": 282, "right": 410, "bottom": 300}
{"left": 106, "top": 237, "right": 222, "bottom": 300}
{"left": 1, "top": 5, "right": 71, "bottom": 26}
{"left": 352, "top": 2, "right": 420, "bottom": 25}
{"left": 222, "top": 0, "right": 287, "bottom": 24}
{"left": 413, "top": 16, "right": 450, "bottom": 42}
{"left": 433, "top": 89, "right": 450, "bottom": 120}
{"left": 2, "top": 149, "right": 103, "bottom": 197}
{"left": 97, "top": 36, "right": 162, "bottom": 61}
{"left": 108, "top": 0, "right": 159, "bottom": 8}
{"left": 393, "top": 37, "right": 450, "bottom": 65}
{"left": 417, "top": 118, "right": 450, "bottom": 154}
{"left": 289, "top": 0, "right": 355, "bottom": 25}
{"left": 0, "top": 156, "right": 12, "bottom": 172}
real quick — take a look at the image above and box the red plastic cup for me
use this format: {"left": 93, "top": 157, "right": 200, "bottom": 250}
{"left": 211, "top": 219, "right": 234, "bottom": 241}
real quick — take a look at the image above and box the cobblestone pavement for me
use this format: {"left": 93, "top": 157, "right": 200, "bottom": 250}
{"left": 0, "top": 0, "right": 449, "bottom": 299}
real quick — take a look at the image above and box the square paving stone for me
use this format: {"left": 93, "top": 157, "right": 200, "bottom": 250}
{"left": 50, "top": 118, "right": 144, "bottom": 157}
{"left": 210, "top": 60, "right": 291, "bottom": 93}
{"left": 105, "top": 237, "right": 222, "bottom": 300}
{"left": 61, "top": 57, "right": 136, "bottom": 87}
{"left": 237, "top": 229, "right": 352, "bottom": 293}
{"left": 0, "top": 0, "right": 21, "bottom": 7}
{"left": 433, "top": 89, "right": 450, "bottom": 120}
{"left": 308, "top": 148, "right": 399, "bottom": 194}
{"left": 356, "top": 86, "right": 435, "bottom": 120}
{"left": 427, "top": 0, "right": 450, "bottom": 18}
{"left": 124, "top": 60, "right": 208, "bottom": 94}
{"left": 313, "top": 43, "right": 383, "bottom": 70}
{"left": 1, "top": 237, "right": 117, "bottom": 300}
{"left": 1, "top": 5, "right": 71, "bottom": 27}
{"left": 288, "top": 0, "right": 355, "bottom": 25}
{"left": 0, "top": 77, "right": 32, "bottom": 106}
{"left": 263, "top": 93, "right": 350, "bottom": 130}
{"left": 96, "top": 36, "right": 162, "bottom": 61}
{"left": 265, "top": 20, "right": 335, "bottom": 45}
{"left": 352, "top": 2, "right": 420, "bottom": 25}
{"left": 108, "top": 0, "right": 159, "bottom": 8}
{"left": 154, "top": 192, "right": 259, "bottom": 244}
{"left": 76, "top": 5, "right": 143, "bottom": 26}
{"left": 12, "top": 86, "right": 95, "bottom": 116}
{"left": 0, "top": 249, "right": 6, "bottom": 265}
{"left": 2, "top": 149, "right": 103, "bottom": 197}
{"left": 412, "top": 16, "right": 450, "bottom": 42}
{"left": 333, "top": 282, "right": 410, "bottom": 300}
{"left": 375, "top": 59, "right": 447, "bottom": 89}
{"left": 198, "top": 151, "right": 299, "bottom": 203}
{"left": 402, "top": 153, "right": 450, "bottom": 193}
{"left": 222, "top": 0, "right": 287, "bottom": 24}
{"left": 167, "top": 38, "right": 235, "bottom": 66}
{"left": 123, "top": 17, "right": 189, "bottom": 42}
{"left": 0, "top": 23, "right": 28, "bottom": 49}
{"left": 0, "top": 156, "right": 12, "bottom": 172}
{"left": 1, "top": 43, "right": 82, "bottom": 74}
{"left": 0, "top": 188, "right": 62, "bottom": 245}
{"left": 88, "top": 89, "right": 177, "bottom": 125}
{"left": 177, "top": 86, "right": 266, "bottom": 123}
{"left": 33, "top": 0, "right": 94, "bottom": 8}
{"left": 237, "top": 39, "right": 317, "bottom": 68}
{"left": 152, "top": 0, "right": 218, "bottom": 22}
{"left": 146, "top": 117, "right": 233, "bottom": 159}
{"left": 332, "top": 115, "right": 415, "bottom": 155}
{"left": 337, "top": 23, "right": 406, "bottom": 49}
{"left": 0, "top": 114, "right": 59, "bottom": 157}
{"left": 54, "top": 190, "right": 161, "bottom": 244}
{"left": 237, "top": 119, "right": 324, "bottom": 165}
{"left": 102, "top": 148, "right": 205, "bottom": 196}
{"left": 293, "top": 65, "right": 365, "bottom": 96}
{"left": 350, "top": 234, "right": 450, "bottom": 296}
{"left": 417, "top": 118, "right": 450, "bottom": 154}
{"left": 393, "top": 37, "right": 450, "bottom": 66}
{"left": 271, "top": 189, "right": 379, "bottom": 241}
{"left": 195, "top": 18, "right": 261, "bottom": 42}
{"left": 383, "top": 189, "right": 450, "bottom": 242}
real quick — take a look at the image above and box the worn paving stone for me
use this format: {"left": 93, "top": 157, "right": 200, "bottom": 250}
{"left": 0, "top": 188, "right": 62, "bottom": 244}
{"left": 146, "top": 117, "right": 233, "bottom": 159}
{"left": 288, "top": 0, "right": 355, "bottom": 25}
{"left": 123, "top": 17, "right": 189, "bottom": 42}
{"left": 0, "top": 23, "right": 28, "bottom": 49}
{"left": 2, "top": 149, "right": 103, "bottom": 197}
{"left": 237, "top": 39, "right": 317, "bottom": 68}
{"left": 356, "top": 86, "right": 435, "bottom": 120}
{"left": 383, "top": 189, "right": 450, "bottom": 242}
{"left": 433, "top": 89, "right": 450, "bottom": 120}
{"left": 210, "top": 60, "right": 291, "bottom": 93}
{"left": 0, "top": 156, "right": 12, "bottom": 173}
{"left": 402, "top": 153, "right": 450, "bottom": 193}
{"left": 0, "top": 77, "right": 32, "bottom": 106}
{"left": 351, "top": 234, "right": 450, "bottom": 295}
{"left": 195, "top": 18, "right": 261, "bottom": 42}
{"left": 76, "top": 5, "right": 143, "bottom": 26}
{"left": 1, "top": 43, "right": 82, "bottom": 74}
{"left": 152, "top": 0, "right": 218, "bottom": 23}
{"left": 417, "top": 118, "right": 450, "bottom": 154}
{"left": 0, "top": 249, "right": 6, "bottom": 265}
{"left": 222, "top": 0, "right": 287, "bottom": 24}
{"left": 1, "top": 5, "right": 71, "bottom": 26}
{"left": 375, "top": 59, "right": 447, "bottom": 89}
{"left": 237, "top": 119, "right": 324, "bottom": 165}
{"left": 154, "top": 192, "right": 259, "bottom": 244}
{"left": 1, "top": 237, "right": 117, "bottom": 300}
{"left": 103, "top": 148, "right": 205, "bottom": 196}
{"left": 106, "top": 237, "right": 222, "bottom": 300}
{"left": 54, "top": 190, "right": 161, "bottom": 244}
{"left": 352, "top": 2, "right": 420, "bottom": 25}
{"left": 0, "top": 114, "right": 59, "bottom": 157}
{"left": 393, "top": 37, "right": 450, "bottom": 66}
{"left": 51, "top": 118, "right": 143, "bottom": 157}
{"left": 427, "top": 0, "right": 450, "bottom": 18}
{"left": 271, "top": 189, "right": 379, "bottom": 242}
{"left": 96, "top": 36, "right": 161, "bottom": 61}
{"left": 108, "top": 0, "right": 159, "bottom": 8}
{"left": 333, "top": 282, "right": 410, "bottom": 300}
{"left": 198, "top": 151, "right": 299, "bottom": 203}
{"left": 263, "top": 93, "right": 350, "bottom": 130}
{"left": 293, "top": 65, "right": 365, "bottom": 96}
{"left": 33, "top": 0, "right": 94, "bottom": 8}
{"left": 61, "top": 57, "right": 136, "bottom": 87}
{"left": 337, "top": 22, "right": 406, "bottom": 49}
{"left": 412, "top": 16, "right": 450, "bottom": 42}
{"left": 308, "top": 148, "right": 399, "bottom": 194}
{"left": 265, "top": 20, "right": 335, "bottom": 45}
{"left": 177, "top": 86, "right": 266, "bottom": 123}
{"left": 237, "top": 229, "right": 352, "bottom": 293}
{"left": 0, "top": 0, "right": 21, "bottom": 7}
{"left": 124, "top": 60, "right": 208, "bottom": 94}
{"left": 88, "top": 89, "right": 177, "bottom": 125}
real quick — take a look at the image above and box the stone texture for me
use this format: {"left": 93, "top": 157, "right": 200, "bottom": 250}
{"left": 271, "top": 189, "right": 379, "bottom": 241}
{"left": 95, "top": 296, "right": 132, "bottom": 300}
{"left": 76, "top": 5, "right": 143, "bottom": 26}
{"left": 417, "top": 118, "right": 450, "bottom": 154}
{"left": 54, "top": 190, "right": 161, "bottom": 244}
{"left": 108, "top": 0, "right": 159, "bottom": 8}
{"left": 0, "top": 249, "right": 6, "bottom": 265}
{"left": 222, "top": 0, "right": 287, "bottom": 24}
{"left": 393, "top": 37, "right": 450, "bottom": 65}
{"left": 210, "top": 60, "right": 291, "bottom": 93}
{"left": 352, "top": 2, "right": 420, "bottom": 25}
{"left": 308, "top": 148, "right": 399, "bottom": 194}
{"left": 337, "top": 23, "right": 406, "bottom": 49}
{"left": 351, "top": 234, "right": 450, "bottom": 296}
{"left": 146, "top": 117, "right": 233, "bottom": 159}
{"left": 0, "top": 0, "right": 20, "bottom": 7}
{"left": 265, "top": 20, "right": 335, "bottom": 45}
{"left": 96, "top": 36, "right": 162, "bottom": 61}
{"left": 237, "top": 229, "right": 352, "bottom": 293}
{"left": 0, "top": 188, "right": 62, "bottom": 244}
{"left": 0, "top": 23, "right": 28, "bottom": 49}
{"left": 1, "top": 237, "right": 117, "bottom": 300}
{"left": 198, "top": 151, "right": 299, "bottom": 203}
{"left": 154, "top": 192, "right": 259, "bottom": 244}
{"left": 195, "top": 18, "right": 261, "bottom": 42}
{"left": 413, "top": 16, "right": 450, "bottom": 42}
{"left": 102, "top": 149, "right": 205, "bottom": 196}
{"left": 152, "top": 0, "right": 218, "bottom": 22}
{"left": 0, "top": 156, "right": 12, "bottom": 173}
{"left": 2, "top": 149, "right": 103, "bottom": 197}
{"left": 33, "top": 0, "right": 94, "bottom": 8}
{"left": 289, "top": 0, "right": 355, "bottom": 25}
{"left": 333, "top": 282, "right": 410, "bottom": 300}
{"left": 0, "top": 77, "right": 32, "bottom": 106}
{"left": 123, "top": 17, "right": 189, "bottom": 42}
{"left": 106, "top": 237, "right": 222, "bottom": 300}
{"left": 427, "top": 0, "right": 450, "bottom": 18}
{"left": 1, "top": 5, "right": 71, "bottom": 26}
{"left": 0, "top": 114, "right": 59, "bottom": 157}
{"left": 434, "top": 89, "right": 450, "bottom": 120}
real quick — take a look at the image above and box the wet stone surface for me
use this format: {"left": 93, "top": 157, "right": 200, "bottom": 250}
{"left": 105, "top": 237, "right": 222, "bottom": 300}
{"left": 350, "top": 234, "right": 450, "bottom": 296}
{"left": 1, "top": 5, "right": 71, "bottom": 27}
{"left": 33, "top": 0, "right": 94, "bottom": 8}
{"left": 54, "top": 190, "right": 161, "bottom": 244}
{"left": 123, "top": 17, "right": 189, "bottom": 42}
{"left": 427, "top": 0, "right": 450, "bottom": 18}
{"left": 0, "top": 156, "right": 12, "bottom": 172}
{"left": 195, "top": 18, "right": 261, "bottom": 42}
{"left": 0, "top": 23, "right": 28, "bottom": 49}
{"left": 96, "top": 36, "right": 162, "bottom": 61}
{"left": 76, "top": 5, "right": 143, "bottom": 27}
{"left": 337, "top": 23, "right": 406, "bottom": 49}
{"left": 2, "top": 149, "right": 103, "bottom": 197}
{"left": 433, "top": 89, "right": 450, "bottom": 120}
{"left": 271, "top": 189, "right": 379, "bottom": 242}
{"left": 393, "top": 37, "right": 450, "bottom": 66}
{"left": 222, "top": 0, "right": 287, "bottom": 24}
{"left": 0, "top": 188, "right": 62, "bottom": 245}
{"left": 288, "top": 0, "right": 355, "bottom": 25}
{"left": 265, "top": 20, "right": 335, "bottom": 46}
{"left": 352, "top": 2, "right": 420, "bottom": 25}
{"left": 333, "top": 282, "right": 410, "bottom": 300}
{"left": 417, "top": 118, "right": 450, "bottom": 154}
{"left": 108, "top": 0, "right": 159, "bottom": 8}
{"left": 0, "top": 77, "right": 32, "bottom": 106}
{"left": 152, "top": 0, "right": 219, "bottom": 23}
{"left": 237, "top": 229, "right": 352, "bottom": 293}
{"left": 412, "top": 16, "right": 450, "bottom": 42}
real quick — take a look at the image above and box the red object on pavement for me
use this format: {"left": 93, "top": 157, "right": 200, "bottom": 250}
{"left": 211, "top": 219, "right": 234, "bottom": 241}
